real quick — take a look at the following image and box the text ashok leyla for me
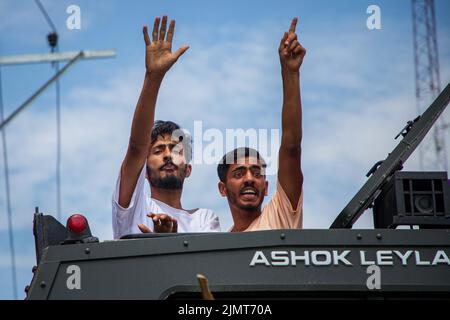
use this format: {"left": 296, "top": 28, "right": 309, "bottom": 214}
{"left": 249, "top": 249, "right": 450, "bottom": 266}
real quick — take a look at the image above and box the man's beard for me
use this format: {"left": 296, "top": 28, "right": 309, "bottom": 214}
{"left": 150, "top": 174, "right": 184, "bottom": 190}
{"left": 147, "top": 164, "right": 185, "bottom": 190}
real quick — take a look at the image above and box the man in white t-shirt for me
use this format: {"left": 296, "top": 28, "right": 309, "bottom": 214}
{"left": 112, "top": 16, "right": 220, "bottom": 239}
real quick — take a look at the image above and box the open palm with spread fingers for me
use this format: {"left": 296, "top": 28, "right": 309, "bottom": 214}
{"left": 143, "top": 15, "right": 189, "bottom": 78}
{"left": 279, "top": 17, "right": 306, "bottom": 73}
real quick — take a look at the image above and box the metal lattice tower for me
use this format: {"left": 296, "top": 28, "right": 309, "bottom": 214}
{"left": 412, "top": 0, "right": 448, "bottom": 171}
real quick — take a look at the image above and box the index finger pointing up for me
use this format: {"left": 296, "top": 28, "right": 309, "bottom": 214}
{"left": 289, "top": 17, "right": 298, "bottom": 33}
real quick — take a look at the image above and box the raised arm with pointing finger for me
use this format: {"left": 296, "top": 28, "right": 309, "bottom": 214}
{"left": 277, "top": 17, "right": 305, "bottom": 208}
{"left": 217, "top": 18, "right": 305, "bottom": 232}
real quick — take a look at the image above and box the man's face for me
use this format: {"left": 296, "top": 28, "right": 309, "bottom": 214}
{"left": 146, "top": 134, "right": 191, "bottom": 189}
{"left": 218, "top": 156, "right": 268, "bottom": 211}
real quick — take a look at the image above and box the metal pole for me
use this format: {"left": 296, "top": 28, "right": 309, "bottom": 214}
{"left": 0, "top": 50, "right": 116, "bottom": 66}
{"left": 0, "top": 52, "right": 83, "bottom": 131}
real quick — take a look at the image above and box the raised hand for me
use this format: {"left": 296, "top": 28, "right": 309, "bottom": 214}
{"left": 143, "top": 16, "right": 189, "bottom": 79}
{"left": 138, "top": 213, "right": 178, "bottom": 233}
{"left": 278, "top": 17, "right": 306, "bottom": 73}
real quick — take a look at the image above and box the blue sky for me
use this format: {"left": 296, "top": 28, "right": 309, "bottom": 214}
{"left": 0, "top": 0, "right": 449, "bottom": 299}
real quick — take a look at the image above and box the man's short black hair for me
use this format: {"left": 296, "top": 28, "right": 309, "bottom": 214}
{"left": 151, "top": 120, "right": 180, "bottom": 144}
{"left": 217, "top": 147, "right": 266, "bottom": 182}
{"left": 151, "top": 120, "right": 192, "bottom": 162}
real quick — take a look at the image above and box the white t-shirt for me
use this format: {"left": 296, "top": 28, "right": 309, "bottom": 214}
{"left": 112, "top": 164, "right": 221, "bottom": 239}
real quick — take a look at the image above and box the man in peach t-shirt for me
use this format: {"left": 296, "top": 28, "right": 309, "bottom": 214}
{"left": 217, "top": 17, "right": 305, "bottom": 232}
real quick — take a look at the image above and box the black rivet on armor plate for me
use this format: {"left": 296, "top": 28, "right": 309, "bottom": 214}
{"left": 85, "top": 248, "right": 90, "bottom": 254}
{"left": 357, "top": 234, "right": 362, "bottom": 240}
{"left": 280, "top": 233, "right": 286, "bottom": 239}
{"left": 40, "top": 281, "right": 46, "bottom": 288}
{"left": 376, "top": 233, "right": 382, "bottom": 240}
{"left": 183, "top": 240, "right": 189, "bottom": 247}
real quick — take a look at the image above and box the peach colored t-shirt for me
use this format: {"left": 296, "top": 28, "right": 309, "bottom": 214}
{"left": 231, "top": 180, "right": 303, "bottom": 232}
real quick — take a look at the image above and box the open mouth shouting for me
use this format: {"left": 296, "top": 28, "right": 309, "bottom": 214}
{"left": 240, "top": 186, "right": 259, "bottom": 201}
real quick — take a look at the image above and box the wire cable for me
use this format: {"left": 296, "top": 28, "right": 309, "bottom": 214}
{"left": 34, "top": 0, "right": 62, "bottom": 219}
{"left": 54, "top": 49, "right": 62, "bottom": 221}
{"left": 34, "top": 0, "right": 57, "bottom": 32}
{"left": 0, "top": 67, "right": 18, "bottom": 300}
